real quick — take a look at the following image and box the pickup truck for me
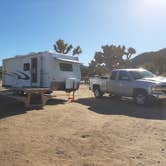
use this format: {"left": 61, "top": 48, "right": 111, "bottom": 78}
{"left": 89, "top": 69, "right": 166, "bottom": 105}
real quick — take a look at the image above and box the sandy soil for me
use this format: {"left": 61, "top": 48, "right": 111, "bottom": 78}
{"left": 0, "top": 85, "right": 166, "bottom": 166}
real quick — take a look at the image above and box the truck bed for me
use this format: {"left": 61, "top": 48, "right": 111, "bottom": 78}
{"left": 89, "top": 76, "right": 109, "bottom": 93}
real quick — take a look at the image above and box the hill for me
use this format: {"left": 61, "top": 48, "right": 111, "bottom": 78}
{"left": 131, "top": 48, "right": 166, "bottom": 66}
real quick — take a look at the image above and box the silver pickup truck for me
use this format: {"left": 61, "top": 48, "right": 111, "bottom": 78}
{"left": 89, "top": 69, "right": 166, "bottom": 105}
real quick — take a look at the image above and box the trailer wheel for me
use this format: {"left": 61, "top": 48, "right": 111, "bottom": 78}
{"left": 94, "top": 87, "right": 103, "bottom": 98}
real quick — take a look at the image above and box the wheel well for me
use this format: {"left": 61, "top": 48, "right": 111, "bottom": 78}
{"left": 93, "top": 84, "right": 100, "bottom": 92}
{"left": 133, "top": 88, "right": 147, "bottom": 96}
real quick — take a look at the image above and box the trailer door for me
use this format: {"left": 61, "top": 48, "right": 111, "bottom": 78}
{"left": 31, "top": 58, "right": 38, "bottom": 87}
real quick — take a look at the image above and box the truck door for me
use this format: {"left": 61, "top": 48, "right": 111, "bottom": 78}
{"left": 109, "top": 71, "right": 119, "bottom": 94}
{"left": 31, "top": 58, "right": 38, "bottom": 87}
{"left": 116, "top": 71, "right": 133, "bottom": 96}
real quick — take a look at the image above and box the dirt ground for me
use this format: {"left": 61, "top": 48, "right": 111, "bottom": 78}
{"left": 0, "top": 85, "right": 166, "bottom": 166}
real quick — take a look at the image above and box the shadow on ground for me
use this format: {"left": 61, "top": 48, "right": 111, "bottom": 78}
{"left": 77, "top": 96, "right": 166, "bottom": 120}
{"left": 0, "top": 96, "right": 66, "bottom": 119}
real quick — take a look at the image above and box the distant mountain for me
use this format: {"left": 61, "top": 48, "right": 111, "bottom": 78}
{"left": 131, "top": 48, "right": 166, "bottom": 67}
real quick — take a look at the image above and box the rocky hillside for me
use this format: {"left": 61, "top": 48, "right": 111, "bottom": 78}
{"left": 131, "top": 48, "right": 166, "bottom": 66}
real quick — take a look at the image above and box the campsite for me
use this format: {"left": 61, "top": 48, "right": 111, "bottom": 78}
{"left": 1, "top": 1, "right": 166, "bottom": 166}
{"left": 0, "top": 84, "right": 166, "bottom": 166}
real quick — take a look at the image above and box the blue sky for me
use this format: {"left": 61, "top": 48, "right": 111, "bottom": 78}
{"left": 0, "top": 0, "right": 166, "bottom": 65}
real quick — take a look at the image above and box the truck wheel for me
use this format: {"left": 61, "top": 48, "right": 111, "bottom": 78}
{"left": 94, "top": 88, "right": 103, "bottom": 98}
{"left": 134, "top": 90, "right": 147, "bottom": 105}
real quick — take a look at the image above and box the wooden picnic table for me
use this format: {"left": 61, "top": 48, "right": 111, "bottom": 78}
{"left": 0, "top": 88, "right": 56, "bottom": 107}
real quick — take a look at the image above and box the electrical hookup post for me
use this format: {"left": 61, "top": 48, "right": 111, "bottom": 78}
{"left": 66, "top": 78, "right": 77, "bottom": 103}
{"left": 68, "top": 81, "right": 76, "bottom": 102}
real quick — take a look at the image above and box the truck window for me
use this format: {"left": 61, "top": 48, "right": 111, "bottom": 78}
{"left": 118, "top": 71, "right": 130, "bottom": 81}
{"left": 110, "top": 71, "right": 118, "bottom": 80}
{"left": 59, "top": 63, "right": 73, "bottom": 71}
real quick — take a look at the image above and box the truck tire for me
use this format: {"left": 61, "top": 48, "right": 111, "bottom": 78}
{"left": 134, "top": 90, "right": 148, "bottom": 105}
{"left": 94, "top": 87, "right": 103, "bottom": 98}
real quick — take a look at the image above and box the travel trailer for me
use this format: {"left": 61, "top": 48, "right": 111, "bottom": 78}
{"left": 2, "top": 51, "right": 81, "bottom": 92}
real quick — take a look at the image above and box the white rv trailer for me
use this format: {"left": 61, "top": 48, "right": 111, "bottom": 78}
{"left": 2, "top": 51, "right": 81, "bottom": 92}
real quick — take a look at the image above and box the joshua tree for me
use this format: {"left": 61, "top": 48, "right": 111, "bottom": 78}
{"left": 126, "top": 47, "right": 136, "bottom": 60}
{"left": 90, "top": 44, "right": 136, "bottom": 74}
{"left": 73, "top": 46, "right": 82, "bottom": 56}
{"left": 53, "top": 39, "right": 73, "bottom": 54}
{"left": 53, "top": 39, "right": 82, "bottom": 56}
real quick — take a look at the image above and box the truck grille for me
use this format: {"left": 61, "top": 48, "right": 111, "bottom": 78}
{"left": 155, "top": 85, "right": 166, "bottom": 94}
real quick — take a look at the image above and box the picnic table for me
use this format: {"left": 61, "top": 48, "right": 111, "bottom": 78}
{"left": 0, "top": 88, "right": 56, "bottom": 107}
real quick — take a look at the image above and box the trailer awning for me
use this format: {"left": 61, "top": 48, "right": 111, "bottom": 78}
{"left": 55, "top": 57, "right": 80, "bottom": 64}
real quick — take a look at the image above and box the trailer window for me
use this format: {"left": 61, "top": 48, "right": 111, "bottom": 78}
{"left": 59, "top": 63, "right": 73, "bottom": 71}
{"left": 24, "top": 63, "right": 30, "bottom": 71}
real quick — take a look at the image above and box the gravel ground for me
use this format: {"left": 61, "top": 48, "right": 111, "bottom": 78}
{"left": 0, "top": 85, "right": 166, "bottom": 166}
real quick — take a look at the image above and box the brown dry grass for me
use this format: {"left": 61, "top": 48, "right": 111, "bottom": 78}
{"left": 0, "top": 85, "right": 166, "bottom": 166}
